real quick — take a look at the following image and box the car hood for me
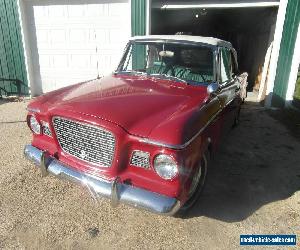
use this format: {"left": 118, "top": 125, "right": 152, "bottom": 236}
{"left": 30, "top": 74, "right": 209, "bottom": 138}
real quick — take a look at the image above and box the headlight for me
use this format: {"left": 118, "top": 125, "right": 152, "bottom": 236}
{"left": 154, "top": 154, "right": 178, "bottom": 180}
{"left": 29, "top": 116, "right": 41, "bottom": 134}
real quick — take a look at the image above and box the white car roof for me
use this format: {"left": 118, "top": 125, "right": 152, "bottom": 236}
{"left": 130, "top": 35, "right": 232, "bottom": 48}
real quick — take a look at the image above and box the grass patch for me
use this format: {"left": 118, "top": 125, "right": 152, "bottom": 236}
{"left": 293, "top": 72, "right": 300, "bottom": 100}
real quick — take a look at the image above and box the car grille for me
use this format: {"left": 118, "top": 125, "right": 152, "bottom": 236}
{"left": 130, "top": 150, "right": 150, "bottom": 169}
{"left": 52, "top": 117, "right": 115, "bottom": 167}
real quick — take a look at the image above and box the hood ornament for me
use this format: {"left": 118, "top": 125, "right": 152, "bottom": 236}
{"left": 80, "top": 150, "right": 87, "bottom": 159}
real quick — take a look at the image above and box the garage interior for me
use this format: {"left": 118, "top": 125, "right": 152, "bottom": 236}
{"left": 151, "top": 5, "right": 279, "bottom": 91}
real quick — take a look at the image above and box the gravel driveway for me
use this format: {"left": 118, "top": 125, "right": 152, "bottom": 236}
{"left": 0, "top": 99, "right": 299, "bottom": 249}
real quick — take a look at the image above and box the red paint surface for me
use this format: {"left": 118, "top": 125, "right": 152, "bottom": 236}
{"left": 27, "top": 73, "right": 242, "bottom": 204}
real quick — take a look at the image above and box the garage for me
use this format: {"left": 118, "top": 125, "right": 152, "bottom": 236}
{"left": 151, "top": 1, "right": 279, "bottom": 91}
{"left": 8, "top": 0, "right": 298, "bottom": 106}
{"left": 20, "top": 0, "right": 130, "bottom": 95}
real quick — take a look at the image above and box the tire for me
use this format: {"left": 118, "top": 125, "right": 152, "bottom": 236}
{"left": 175, "top": 151, "right": 209, "bottom": 217}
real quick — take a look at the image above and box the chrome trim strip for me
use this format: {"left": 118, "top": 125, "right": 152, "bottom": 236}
{"left": 40, "top": 151, "right": 48, "bottom": 177}
{"left": 24, "top": 145, "right": 180, "bottom": 216}
{"left": 26, "top": 107, "right": 40, "bottom": 113}
{"left": 139, "top": 108, "right": 223, "bottom": 150}
{"left": 139, "top": 96, "right": 238, "bottom": 150}
{"left": 111, "top": 177, "right": 120, "bottom": 208}
{"left": 129, "top": 38, "right": 220, "bottom": 48}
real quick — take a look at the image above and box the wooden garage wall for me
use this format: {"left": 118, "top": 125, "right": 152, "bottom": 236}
{"left": 272, "top": 0, "right": 300, "bottom": 106}
{"left": 0, "top": 0, "right": 28, "bottom": 95}
{"left": 131, "top": 0, "right": 146, "bottom": 69}
{"left": 131, "top": 0, "right": 146, "bottom": 36}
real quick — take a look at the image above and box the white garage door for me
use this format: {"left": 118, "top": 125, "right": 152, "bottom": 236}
{"left": 32, "top": 1, "right": 130, "bottom": 93}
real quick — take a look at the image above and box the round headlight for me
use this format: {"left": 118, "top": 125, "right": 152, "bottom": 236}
{"left": 154, "top": 154, "right": 178, "bottom": 180}
{"left": 29, "top": 116, "right": 41, "bottom": 134}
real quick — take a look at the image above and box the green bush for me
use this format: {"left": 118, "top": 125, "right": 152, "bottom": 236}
{"left": 294, "top": 72, "right": 300, "bottom": 100}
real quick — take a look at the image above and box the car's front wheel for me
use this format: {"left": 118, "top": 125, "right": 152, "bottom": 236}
{"left": 176, "top": 151, "right": 209, "bottom": 215}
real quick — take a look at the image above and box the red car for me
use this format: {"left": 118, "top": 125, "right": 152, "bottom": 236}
{"left": 24, "top": 35, "right": 247, "bottom": 216}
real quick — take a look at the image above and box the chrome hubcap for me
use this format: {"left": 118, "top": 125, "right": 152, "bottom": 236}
{"left": 188, "top": 161, "right": 203, "bottom": 198}
{"left": 188, "top": 154, "right": 208, "bottom": 199}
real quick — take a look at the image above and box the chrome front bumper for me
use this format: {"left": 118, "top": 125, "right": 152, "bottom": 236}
{"left": 24, "top": 145, "right": 180, "bottom": 215}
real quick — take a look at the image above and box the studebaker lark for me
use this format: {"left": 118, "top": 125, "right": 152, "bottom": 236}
{"left": 24, "top": 35, "right": 247, "bottom": 216}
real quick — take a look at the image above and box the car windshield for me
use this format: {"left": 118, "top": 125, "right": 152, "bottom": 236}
{"left": 116, "top": 41, "right": 214, "bottom": 85}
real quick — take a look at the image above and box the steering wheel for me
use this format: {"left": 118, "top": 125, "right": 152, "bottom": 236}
{"left": 188, "top": 69, "right": 207, "bottom": 82}
{"left": 176, "top": 68, "right": 190, "bottom": 78}
{"left": 163, "top": 64, "right": 175, "bottom": 76}
{"left": 199, "top": 74, "right": 207, "bottom": 82}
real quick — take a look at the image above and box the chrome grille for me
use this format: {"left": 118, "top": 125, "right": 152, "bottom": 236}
{"left": 130, "top": 150, "right": 150, "bottom": 169}
{"left": 52, "top": 117, "right": 115, "bottom": 167}
{"left": 41, "top": 121, "right": 52, "bottom": 137}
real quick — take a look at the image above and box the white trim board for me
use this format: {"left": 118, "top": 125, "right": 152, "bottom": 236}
{"left": 161, "top": 2, "right": 280, "bottom": 9}
{"left": 265, "top": 0, "right": 288, "bottom": 107}
{"left": 146, "top": 0, "right": 151, "bottom": 35}
{"left": 285, "top": 23, "right": 300, "bottom": 106}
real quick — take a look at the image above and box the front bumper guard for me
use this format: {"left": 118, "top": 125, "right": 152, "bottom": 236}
{"left": 24, "top": 145, "right": 181, "bottom": 215}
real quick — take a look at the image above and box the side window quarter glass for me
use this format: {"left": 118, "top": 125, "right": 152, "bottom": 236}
{"left": 220, "top": 48, "right": 232, "bottom": 83}
{"left": 132, "top": 43, "right": 146, "bottom": 70}
{"left": 230, "top": 50, "right": 237, "bottom": 77}
{"left": 226, "top": 49, "right": 233, "bottom": 80}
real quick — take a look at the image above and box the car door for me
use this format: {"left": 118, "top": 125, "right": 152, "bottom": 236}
{"left": 217, "top": 46, "right": 240, "bottom": 134}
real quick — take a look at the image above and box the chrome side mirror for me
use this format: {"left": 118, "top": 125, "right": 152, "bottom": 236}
{"left": 207, "top": 82, "right": 219, "bottom": 96}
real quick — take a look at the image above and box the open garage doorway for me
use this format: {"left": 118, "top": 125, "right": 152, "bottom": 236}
{"left": 151, "top": 4, "right": 279, "bottom": 91}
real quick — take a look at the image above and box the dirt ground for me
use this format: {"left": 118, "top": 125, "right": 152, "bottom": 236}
{"left": 0, "top": 98, "right": 299, "bottom": 250}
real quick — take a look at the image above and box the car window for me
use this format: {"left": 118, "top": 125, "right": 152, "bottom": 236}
{"left": 230, "top": 51, "right": 238, "bottom": 76}
{"left": 118, "top": 41, "right": 214, "bottom": 84}
{"left": 220, "top": 48, "right": 233, "bottom": 83}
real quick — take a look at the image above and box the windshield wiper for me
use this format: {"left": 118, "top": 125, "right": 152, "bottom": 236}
{"left": 149, "top": 73, "right": 187, "bottom": 84}
{"left": 115, "top": 71, "right": 187, "bottom": 84}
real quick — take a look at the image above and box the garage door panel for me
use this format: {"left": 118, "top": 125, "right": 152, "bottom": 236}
{"left": 32, "top": 1, "right": 130, "bottom": 93}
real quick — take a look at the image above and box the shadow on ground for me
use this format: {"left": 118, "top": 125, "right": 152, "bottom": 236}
{"left": 268, "top": 107, "right": 300, "bottom": 142}
{"left": 186, "top": 101, "right": 300, "bottom": 221}
{"left": 0, "top": 97, "right": 25, "bottom": 106}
